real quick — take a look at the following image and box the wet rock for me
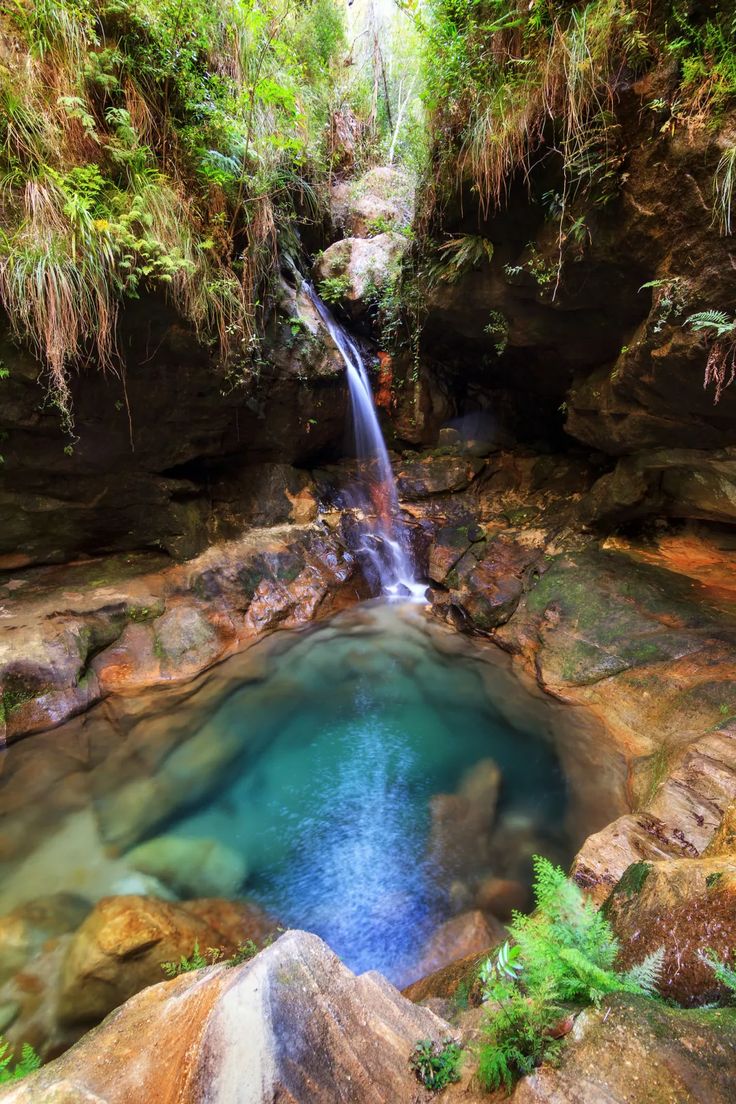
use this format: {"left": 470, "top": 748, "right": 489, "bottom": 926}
{"left": 604, "top": 856, "right": 736, "bottom": 1006}
{"left": 447, "top": 537, "right": 542, "bottom": 632}
{"left": 151, "top": 606, "right": 220, "bottom": 677}
{"left": 397, "top": 454, "right": 485, "bottom": 498}
{"left": 313, "top": 233, "right": 410, "bottom": 318}
{"left": 512, "top": 995, "right": 736, "bottom": 1104}
{"left": 56, "top": 894, "right": 271, "bottom": 1028}
{"left": 411, "top": 910, "right": 505, "bottom": 985}
{"left": 3, "top": 931, "right": 455, "bottom": 1104}
{"left": 125, "top": 837, "right": 247, "bottom": 899}
{"left": 0, "top": 895, "right": 90, "bottom": 986}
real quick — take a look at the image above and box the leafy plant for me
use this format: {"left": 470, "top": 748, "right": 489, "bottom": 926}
{"left": 409, "top": 1038, "right": 463, "bottom": 1092}
{"left": 0, "top": 1038, "right": 41, "bottom": 1084}
{"left": 640, "top": 277, "right": 686, "bottom": 333}
{"left": 476, "top": 856, "right": 664, "bottom": 1093}
{"left": 685, "top": 310, "right": 736, "bottom": 403}
{"left": 161, "top": 937, "right": 263, "bottom": 978}
{"left": 317, "top": 274, "right": 351, "bottom": 304}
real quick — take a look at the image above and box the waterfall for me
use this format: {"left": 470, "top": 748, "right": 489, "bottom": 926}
{"left": 306, "top": 284, "right": 425, "bottom": 601}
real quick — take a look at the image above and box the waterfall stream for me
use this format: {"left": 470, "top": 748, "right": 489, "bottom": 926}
{"left": 306, "top": 283, "right": 425, "bottom": 600}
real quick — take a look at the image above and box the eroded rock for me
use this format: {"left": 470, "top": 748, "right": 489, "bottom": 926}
{"left": 2, "top": 931, "right": 454, "bottom": 1104}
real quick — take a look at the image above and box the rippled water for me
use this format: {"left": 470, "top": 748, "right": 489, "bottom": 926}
{"left": 0, "top": 602, "right": 575, "bottom": 984}
{"left": 161, "top": 602, "right": 569, "bottom": 979}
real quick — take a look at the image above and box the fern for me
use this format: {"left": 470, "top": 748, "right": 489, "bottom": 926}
{"left": 686, "top": 310, "right": 736, "bottom": 338}
{"left": 701, "top": 950, "right": 736, "bottom": 996}
{"left": 476, "top": 857, "right": 663, "bottom": 1093}
{"left": 0, "top": 1039, "right": 41, "bottom": 1084}
{"left": 624, "top": 948, "right": 665, "bottom": 996}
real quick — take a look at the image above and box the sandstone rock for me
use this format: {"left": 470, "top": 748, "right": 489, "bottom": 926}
{"left": 604, "top": 856, "right": 736, "bottom": 1006}
{"left": 56, "top": 894, "right": 271, "bottom": 1028}
{"left": 402, "top": 949, "right": 489, "bottom": 1006}
{"left": 0, "top": 895, "right": 90, "bottom": 986}
{"left": 572, "top": 726, "right": 736, "bottom": 904}
{"left": 125, "top": 836, "right": 247, "bottom": 899}
{"left": 314, "top": 233, "right": 409, "bottom": 318}
{"left": 333, "top": 166, "right": 414, "bottom": 237}
{"left": 3, "top": 931, "right": 455, "bottom": 1103}
{"left": 411, "top": 910, "right": 505, "bottom": 985}
{"left": 447, "top": 537, "right": 542, "bottom": 632}
{"left": 511, "top": 995, "right": 736, "bottom": 1104}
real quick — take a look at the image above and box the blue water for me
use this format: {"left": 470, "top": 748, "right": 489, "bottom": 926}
{"left": 165, "top": 602, "right": 568, "bottom": 981}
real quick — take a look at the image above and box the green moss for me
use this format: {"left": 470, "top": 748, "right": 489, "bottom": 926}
{"left": 706, "top": 872, "right": 724, "bottom": 889}
{"left": 615, "top": 861, "right": 652, "bottom": 900}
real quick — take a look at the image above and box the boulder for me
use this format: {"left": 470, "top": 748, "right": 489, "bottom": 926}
{"left": 411, "top": 910, "right": 505, "bottom": 986}
{"left": 0, "top": 895, "right": 90, "bottom": 986}
{"left": 331, "top": 166, "right": 414, "bottom": 237}
{"left": 397, "top": 454, "right": 485, "bottom": 498}
{"left": 604, "top": 856, "right": 736, "bottom": 1006}
{"left": 511, "top": 995, "right": 736, "bottom": 1104}
{"left": 314, "top": 233, "right": 409, "bottom": 318}
{"left": 125, "top": 836, "right": 248, "bottom": 899}
{"left": 2, "top": 931, "right": 455, "bottom": 1104}
{"left": 56, "top": 895, "right": 273, "bottom": 1028}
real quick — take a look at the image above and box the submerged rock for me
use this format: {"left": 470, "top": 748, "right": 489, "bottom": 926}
{"left": 125, "top": 836, "right": 248, "bottom": 899}
{"left": 2, "top": 931, "right": 454, "bottom": 1104}
{"left": 0, "top": 895, "right": 90, "bottom": 987}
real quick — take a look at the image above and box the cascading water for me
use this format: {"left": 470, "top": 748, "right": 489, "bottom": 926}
{"left": 307, "top": 283, "right": 426, "bottom": 600}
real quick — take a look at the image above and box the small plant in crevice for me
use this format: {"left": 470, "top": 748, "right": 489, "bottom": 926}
{"left": 0, "top": 1038, "right": 41, "bottom": 1084}
{"left": 409, "top": 1037, "right": 463, "bottom": 1092}
{"left": 639, "top": 277, "right": 687, "bottom": 334}
{"left": 685, "top": 309, "right": 736, "bottom": 403}
{"left": 484, "top": 310, "right": 509, "bottom": 355}
{"left": 476, "top": 856, "right": 664, "bottom": 1094}
{"left": 161, "top": 937, "right": 263, "bottom": 978}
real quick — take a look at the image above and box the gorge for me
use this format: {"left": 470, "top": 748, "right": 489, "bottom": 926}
{"left": 1, "top": 0, "right": 736, "bottom": 1101}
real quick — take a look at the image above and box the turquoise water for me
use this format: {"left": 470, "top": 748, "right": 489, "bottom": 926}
{"left": 163, "top": 602, "right": 569, "bottom": 981}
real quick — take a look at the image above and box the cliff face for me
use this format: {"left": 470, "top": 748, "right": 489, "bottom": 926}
{"left": 415, "top": 74, "right": 736, "bottom": 521}
{"left": 0, "top": 278, "right": 349, "bottom": 567}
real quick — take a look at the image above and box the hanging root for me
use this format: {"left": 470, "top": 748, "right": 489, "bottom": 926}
{"left": 704, "top": 339, "right": 736, "bottom": 404}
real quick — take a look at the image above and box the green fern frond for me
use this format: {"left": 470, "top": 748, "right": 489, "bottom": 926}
{"left": 0, "top": 1038, "right": 41, "bottom": 1084}
{"left": 624, "top": 948, "right": 665, "bottom": 995}
{"left": 701, "top": 949, "right": 736, "bottom": 994}
{"left": 686, "top": 310, "right": 736, "bottom": 337}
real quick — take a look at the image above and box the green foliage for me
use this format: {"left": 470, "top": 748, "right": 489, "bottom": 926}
{"left": 702, "top": 950, "right": 736, "bottom": 997}
{"left": 426, "top": 234, "right": 494, "bottom": 285}
{"left": 476, "top": 856, "right": 664, "bottom": 1093}
{"left": 317, "top": 274, "right": 351, "bottom": 304}
{"left": 0, "top": 1038, "right": 41, "bottom": 1084}
{"left": 161, "top": 940, "right": 213, "bottom": 976}
{"left": 161, "top": 937, "right": 262, "bottom": 977}
{"left": 0, "top": 0, "right": 353, "bottom": 418}
{"left": 409, "top": 1038, "right": 463, "bottom": 1092}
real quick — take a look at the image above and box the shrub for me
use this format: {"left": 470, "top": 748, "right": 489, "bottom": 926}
{"left": 317, "top": 274, "right": 351, "bottom": 304}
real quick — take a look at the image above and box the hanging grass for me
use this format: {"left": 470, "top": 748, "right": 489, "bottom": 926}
{"left": 0, "top": 0, "right": 354, "bottom": 417}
